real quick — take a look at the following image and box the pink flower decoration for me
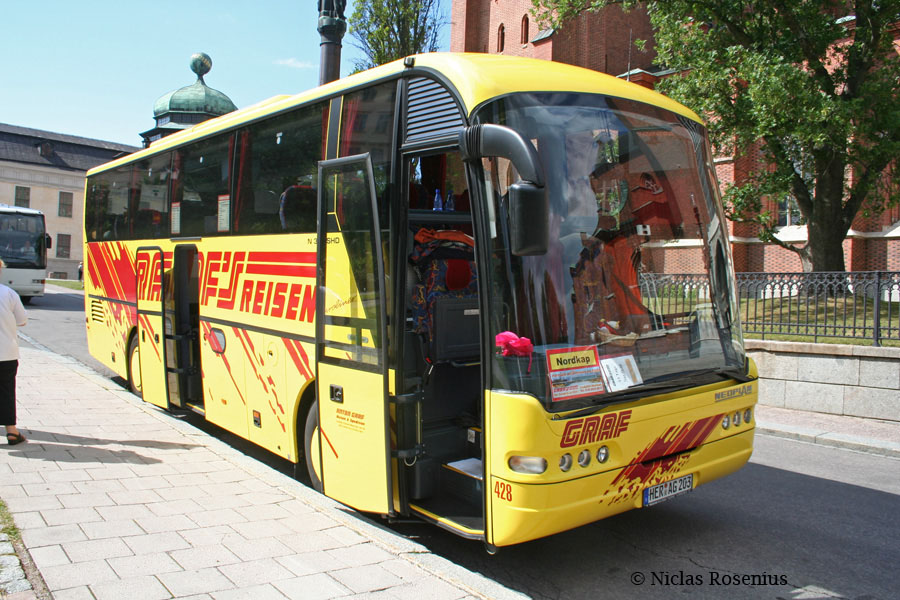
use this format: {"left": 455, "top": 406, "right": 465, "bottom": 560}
{"left": 495, "top": 331, "right": 534, "bottom": 372}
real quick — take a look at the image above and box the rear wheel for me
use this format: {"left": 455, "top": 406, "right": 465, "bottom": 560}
{"left": 304, "top": 400, "right": 323, "bottom": 492}
{"left": 126, "top": 335, "right": 143, "bottom": 397}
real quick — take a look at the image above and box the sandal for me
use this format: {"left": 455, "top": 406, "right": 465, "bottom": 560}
{"left": 6, "top": 432, "right": 26, "bottom": 446}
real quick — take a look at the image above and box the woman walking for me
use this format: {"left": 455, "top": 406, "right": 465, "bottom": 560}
{"left": 0, "top": 259, "right": 27, "bottom": 445}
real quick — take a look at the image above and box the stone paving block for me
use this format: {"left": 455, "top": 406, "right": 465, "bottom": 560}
{"left": 380, "top": 558, "right": 431, "bottom": 584}
{"left": 81, "top": 519, "right": 145, "bottom": 540}
{"left": 188, "top": 508, "right": 248, "bottom": 528}
{"left": 170, "top": 544, "right": 242, "bottom": 570}
{"left": 42, "top": 469, "right": 92, "bottom": 483}
{"left": 72, "top": 480, "right": 127, "bottom": 494}
{"left": 230, "top": 519, "right": 292, "bottom": 540}
{"left": 276, "top": 531, "right": 347, "bottom": 555}
{"left": 200, "top": 494, "right": 252, "bottom": 511}
{"left": 388, "top": 576, "right": 469, "bottom": 600}
{"left": 210, "top": 583, "right": 291, "bottom": 600}
{"left": 325, "top": 542, "right": 395, "bottom": 568}
{"left": 107, "top": 552, "right": 183, "bottom": 578}
{"left": 40, "top": 558, "right": 119, "bottom": 590}
{"left": 135, "top": 514, "right": 199, "bottom": 534}
{"left": 40, "top": 507, "right": 102, "bottom": 527}
{"left": 51, "top": 584, "right": 98, "bottom": 600}
{"left": 156, "top": 485, "right": 211, "bottom": 501}
{"left": 274, "top": 552, "right": 340, "bottom": 577}
{"left": 0, "top": 484, "right": 26, "bottom": 499}
{"left": 120, "top": 475, "right": 176, "bottom": 492}
{"left": 10, "top": 511, "right": 45, "bottom": 530}
{"left": 108, "top": 489, "right": 166, "bottom": 505}
{"left": 28, "top": 544, "right": 70, "bottom": 570}
{"left": 218, "top": 557, "right": 295, "bottom": 587}
{"left": 273, "top": 573, "right": 351, "bottom": 600}
{"left": 201, "top": 483, "right": 256, "bottom": 498}
{"left": 222, "top": 535, "right": 293, "bottom": 561}
{"left": 320, "top": 526, "right": 367, "bottom": 547}
{"left": 22, "top": 482, "right": 79, "bottom": 497}
{"left": 96, "top": 504, "right": 155, "bottom": 521}
{"left": 234, "top": 503, "right": 292, "bottom": 521}
{"left": 57, "top": 492, "right": 116, "bottom": 509}
{"left": 329, "top": 563, "right": 404, "bottom": 594}
{"left": 0, "top": 472, "right": 44, "bottom": 486}
{"left": 236, "top": 491, "right": 291, "bottom": 506}
{"left": 148, "top": 498, "right": 204, "bottom": 517}
{"left": 21, "top": 524, "right": 87, "bottom": 548}
{"left": 122, "top": 531, "right": 191, "bottom": 555}
{"left": 179, "top": 525, "right": 235, "bottom": 548}
{"left": 157, "top": 567, "right": 236, "bottom": 597}
{"left": 277, "top": 512, "right": 338, "bottom": 534}
{"left": 61, "top": 537, "right": 133, "bottom": 562}
{"left": 89, "top": 575, "right": 173, "bottom": 600}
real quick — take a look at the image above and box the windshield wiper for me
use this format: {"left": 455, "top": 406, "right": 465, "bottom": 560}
{"left": 557, "top": 365, "right": 752, "bottom": 420}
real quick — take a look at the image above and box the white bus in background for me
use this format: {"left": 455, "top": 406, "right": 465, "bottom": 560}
{"left": 0, "top": 204, "right": 50, "bottom": 303}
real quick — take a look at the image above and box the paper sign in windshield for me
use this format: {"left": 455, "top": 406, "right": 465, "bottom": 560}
{"left": 546, "top": 346, "right": 607, "bottom": 401}
{"left": 547, "top": 346, "right": 643, "bottom": 401}
{"left": 598, "top": 353, "right": 643, "bottom": 392}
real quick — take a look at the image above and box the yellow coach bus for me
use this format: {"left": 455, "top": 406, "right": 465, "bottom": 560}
{"left": 84, "top": 53, "right": 757, "bottom": 548}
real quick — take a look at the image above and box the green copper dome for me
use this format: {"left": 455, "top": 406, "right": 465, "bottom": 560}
{"left": 152, "top": 53, "right": 237, "bottom": 118}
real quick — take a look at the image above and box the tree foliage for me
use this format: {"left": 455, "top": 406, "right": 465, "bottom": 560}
{"left": 532, "top": 0, "right": 900, "bottom": 271}
{"left": 348, "top": 0, "right": 446, "bottom": 72}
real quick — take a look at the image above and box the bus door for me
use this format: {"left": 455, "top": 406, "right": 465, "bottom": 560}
{"left": 165, "top": 245, "right": 203, "bottom": 411}
{"left": 314, "top": 154, "right": 392, "bottom": 514}
{"left": 136, "top": 247, "right": 169, "bottom": 410}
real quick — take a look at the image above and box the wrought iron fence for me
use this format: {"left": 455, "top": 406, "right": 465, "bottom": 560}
{"left": 639, "top": 271, "right": 900, "bottom": 346}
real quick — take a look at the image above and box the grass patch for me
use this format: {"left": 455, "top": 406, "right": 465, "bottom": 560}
{"left": 0, "top": 497, "right": 21, "bottom": 543}
{"left": 47, "top": 279, "right": 83, "bottom": 290}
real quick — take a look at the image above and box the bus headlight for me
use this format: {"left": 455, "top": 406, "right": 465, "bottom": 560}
{"left": 722, "top": 414, "right": 731, "bottom": 429}
{"left": 508, "top": 456, "right": 547, "bottom": 474}
{"left": 733, "top": 411, "right": 742, "bottom": 426}
{"left": 559, "top": 453, "right": 573, "bottom": 472}
{"left": 744, "top": 408, "right": 752, "bottom": 424}
{"left": 577, "top": 449, "right": 591, "bottom": 467}
{"left": 596, "top": 445, "right": 609, "bottom": 463}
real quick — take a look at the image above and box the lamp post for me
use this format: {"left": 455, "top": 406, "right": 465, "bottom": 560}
{"left": 318, "top": 0, "right": 347, "bottom": 85}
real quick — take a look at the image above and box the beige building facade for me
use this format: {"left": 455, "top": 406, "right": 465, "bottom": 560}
{"left": 0, "top": 123, "right": 138, "bottom": 279}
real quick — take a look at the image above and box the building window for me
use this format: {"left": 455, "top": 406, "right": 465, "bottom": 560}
{"left": 777, "top": 197, "right": 803, "bottom": 227}
{"left": 521, "top": 15, "right": 529, "bottom": 44}
{"left": 498, "top": 24, "right": 505, "bottom": 52}
{"left": 56, "top": 233, "right": 71, "bottom": 259}
{"left": 14, "top": 186, "right": 30, "bottom": 208}
{"left": 58, "top": 191, "right": 73, "bottom": 218}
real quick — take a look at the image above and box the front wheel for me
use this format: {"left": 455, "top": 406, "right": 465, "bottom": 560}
{"left": 126, "top": 335, "right": 143, "bottom": 397}
{"left": 304, "top": 400, "right": 323, "bottom": 492}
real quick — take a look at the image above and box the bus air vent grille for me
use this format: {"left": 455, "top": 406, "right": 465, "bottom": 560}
{"left": 90, "top": 299, "right": 105, "bottom": 323}
{"left": 406, "top": 77, "right": 465, "bottom": 142}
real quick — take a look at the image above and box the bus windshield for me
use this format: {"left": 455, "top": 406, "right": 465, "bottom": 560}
{"left": 475, "top": 92, "right": 745, "bottom": 410}
{"left": 0, "top": 212, "right": 46, "bottom": 269}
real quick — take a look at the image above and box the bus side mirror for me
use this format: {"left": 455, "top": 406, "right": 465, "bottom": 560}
{"left": 508, "top": 182, "right": 548, "bottom": 256}
{"left": 45, "top": 234, "right": 52, "bottom": 249}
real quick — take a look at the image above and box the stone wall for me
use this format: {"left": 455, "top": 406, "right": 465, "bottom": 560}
{"left": 745, "top": 340, "right": 900, "bottom": 423}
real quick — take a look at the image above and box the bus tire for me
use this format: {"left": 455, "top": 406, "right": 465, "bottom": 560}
{"left": 126, "top": 335, "right": 143, "bottom": 398}
{"left": 304, "top": 400, "right": 324, "bottom": 492}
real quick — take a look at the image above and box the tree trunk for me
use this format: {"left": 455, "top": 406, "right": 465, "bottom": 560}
{"left": 807, "top": 155, "right": 850, "bottom": 273}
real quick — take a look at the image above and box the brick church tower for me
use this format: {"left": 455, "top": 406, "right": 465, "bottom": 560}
{"left": 451, "top": 0, "right": 659, "bottom": 79}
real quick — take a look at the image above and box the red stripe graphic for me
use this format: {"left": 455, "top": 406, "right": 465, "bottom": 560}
{"left": 602, "top": 414, "right": 724, "bottom": 505}
{"left": 247, "top": 251, "right": 316, "bottom": 264}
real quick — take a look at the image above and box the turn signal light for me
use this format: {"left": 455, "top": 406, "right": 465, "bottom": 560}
{"left": 508, "top": 456, "right": 547, "bottom": 474}
{"left": 559, "top": 453, "right": 573, "bottom": 472}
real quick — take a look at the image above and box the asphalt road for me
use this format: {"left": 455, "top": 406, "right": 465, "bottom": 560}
{"left": 20, "top": 284, "right": 900, "bottom": 600}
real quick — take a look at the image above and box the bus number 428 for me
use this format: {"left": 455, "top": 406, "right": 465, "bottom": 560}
{"left": 494, "top": 481, "right": 512, "bottom": 502}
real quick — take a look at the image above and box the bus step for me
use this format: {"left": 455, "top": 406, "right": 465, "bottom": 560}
{"left": 183, "top": 402, "right": 205, "bottom": 416}
{"left": 441, "top": 458, "right": 482, "bottom": 505}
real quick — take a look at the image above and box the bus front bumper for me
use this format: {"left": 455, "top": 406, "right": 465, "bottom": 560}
{"left": 488, "top": 428, "right": 754, "bottom": 547}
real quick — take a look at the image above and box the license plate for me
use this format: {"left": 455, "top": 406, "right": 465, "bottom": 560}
{"left": 643, "top": 474, "right": 694, "bottom": 507}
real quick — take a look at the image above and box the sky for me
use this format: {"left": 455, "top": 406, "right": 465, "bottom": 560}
{"left": 2, "top": 1, "right": 450, "bottom": 147}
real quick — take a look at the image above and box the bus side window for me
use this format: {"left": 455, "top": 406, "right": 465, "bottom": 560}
{"left": 234, "top": 100, "right": 328, "bottom": 235}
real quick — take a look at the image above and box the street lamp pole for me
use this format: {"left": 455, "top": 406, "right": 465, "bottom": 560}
{"left": 318, "top": 0, "right": 347, "bottom": 85}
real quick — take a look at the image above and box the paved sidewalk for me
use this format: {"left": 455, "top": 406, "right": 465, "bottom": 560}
{"left": 756, "top": 404, "right": 900, "bottom": 459}
{"left": 1, "top": 345, "right": 523, "bottom": 600}
{"left": 2, "top": 341, "right": 898, "bottom": 599}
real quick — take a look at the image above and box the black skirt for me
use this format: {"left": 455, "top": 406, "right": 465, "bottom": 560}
{"left": 0, "top": 360, "right": 19, "bottom": 426}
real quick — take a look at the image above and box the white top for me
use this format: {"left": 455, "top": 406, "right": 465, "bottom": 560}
{"left": 0, "top": 284, "right": 27, "bottom": 361}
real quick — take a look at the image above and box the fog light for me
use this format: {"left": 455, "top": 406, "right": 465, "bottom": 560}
{"left": 744, "top": 408, "right": 752, "bottom": 423}
{"left": 596, "top": 445, "right": 609, "bottom": 463}
{"left": 722, "top": 414, "right": 731, "bottom": 429}
{"left": 508, "top": 456, "right": 547, "bottom": 474}
{"left": 577, "top": 449, "right": 591, "bottom": 467}
{"left": 733, "top": 411, "right": 742, "bottom": 426}
{"left": 559, "top": 453, "right": 573, "bottom": 472}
